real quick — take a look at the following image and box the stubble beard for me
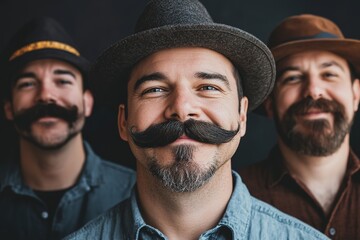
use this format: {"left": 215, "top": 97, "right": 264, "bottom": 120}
{"left": 148, "top": 144, "right": 219, "bottom": 192}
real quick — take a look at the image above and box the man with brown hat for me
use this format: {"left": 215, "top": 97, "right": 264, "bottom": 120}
{"left": 239, "top": 14, "right": 360, "bottom": 240}
{"left": 66, "top": 1, "right": 328, "bottom": 239}
{"left": 0, "top": 17, "right": 135, "bottom": 239}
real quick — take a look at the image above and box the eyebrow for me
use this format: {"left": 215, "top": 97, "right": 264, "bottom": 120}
{"left": 195, "top": 72, "right": 230, "bottom": 89}
{"left": 133, "top": 72, "right": 167, "bottom": 91}
{"left": 276, "top": 66, "right": 300, "bottom": 79}
{"left": 133, "top": 71, "right": 231, "bottom": 91}
{"left": 320, "top": 61, "right": 345, "bottom": 71}
{"left": 13, "top": 69, "right": 76, "bottom": 84}
{"left": 277, "top": 60, "right": 346, "bottom": 79}
{"left": 13, "top": 72, "right": 36, "bottom": 83}
{"left": 54, "top": 69, "right": 76, "bottom": 79}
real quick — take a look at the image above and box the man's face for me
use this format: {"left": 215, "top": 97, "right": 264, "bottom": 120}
{"left": 4, "top": 59, "right": 93, "bottom": 149}
{"left": 266, "top": 50, "right": 360, "bottom": 156}
{"left": 119, "top": 47, "right": 248, "bottom": 192}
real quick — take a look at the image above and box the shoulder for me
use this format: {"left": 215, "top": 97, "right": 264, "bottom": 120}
{"left": 238, "top": 146, "right": 283, "bottom": 187}
{"left": 99, "top": 159, "right": 136, "bottom": 177}
{"left": 84, "top": 142, "right": 136, "bottom": 181}
{"left": 238, "top": 160, "right": 270, "bottom": 187}
{"left": 248, "top": 197, "right": 328, "bottom": 239}
{"left": 93, "top": 160, "right": 136, "bottom": 196}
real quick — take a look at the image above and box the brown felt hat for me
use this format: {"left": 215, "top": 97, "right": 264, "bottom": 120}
{"left": 268, "top": 14, "right": 360, "bottom": 76}
{"left": 254, "top": 14, "right": 360, "bottom": 115}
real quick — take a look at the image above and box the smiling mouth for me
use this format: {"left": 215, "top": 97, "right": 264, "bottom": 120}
{"left": 36, "top": 116, "right": 59, "bottom": 121}
{"left": 174, "top": 135, "right": 198, "bottom": 143}
{"left": 33, "top": 116, "right": 65, "bottom": 126}
{"left": 298, "top": 109, "right": 330, "bottom": 120}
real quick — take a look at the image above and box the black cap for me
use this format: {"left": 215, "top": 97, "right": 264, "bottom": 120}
{"left": 1, "top": 16, "right": 90, "bottom": 99}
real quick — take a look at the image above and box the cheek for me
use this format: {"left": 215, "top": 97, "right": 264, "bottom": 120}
{"left": 127, "top": 104, "right": 163, "bottom": 130}
{"left": 12, "top": 95, "right": 33, "bottom": 112}
{"left": 205, "top": 101, "right": 239, "bottom": 128}
{"left": 275, "top": 88, "right": 299, "bottom": 115}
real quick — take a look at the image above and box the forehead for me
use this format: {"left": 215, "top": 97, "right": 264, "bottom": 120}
{"left": 19, "top": 58, "right": 81, "bottom": 76}
{"left": 130, "top": 47, "right": 235, "bottom": 79}
{"left": 277, "top": 50, "right": 349, "bottom": 70}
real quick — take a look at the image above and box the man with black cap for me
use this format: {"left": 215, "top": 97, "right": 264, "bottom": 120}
{"left": 239, "top": 14, "right": 360, "bottom": 240}
{"left": 65, "top": 1, "right": 328, "bottom": 239}
{"left": 0, "top": 17, "right": 135, "bottom": 239}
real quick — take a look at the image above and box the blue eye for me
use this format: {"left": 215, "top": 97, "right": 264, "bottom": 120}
{"left": 282, "top": 75, "right": 302, "bottom": 84}
{"left": 199, "top": 85, "right": 218, "bottom": 91}
{"left": 142, "top": 87, "right": 165, "bottom": 95}
{"left": 16, "top": 81, "right": 35, "bottom": 89}
{"left": 323, "top": 72, "right": 337, "bottom": 78}
{"left": 58, "top": 79, "right": 72, "bottom": 85}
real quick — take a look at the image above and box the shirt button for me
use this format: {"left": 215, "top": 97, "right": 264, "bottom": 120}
{"left": 329, "top": 227, "right": 336, "bottom": 236}
{"left": 41, "top": 211, "right": 49, "bottom": 219}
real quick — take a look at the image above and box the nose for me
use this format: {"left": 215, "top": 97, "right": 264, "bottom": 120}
{"left": 36, "top": 82, "right": 57, "bottom": 104}
{"left": 164, "top": 87, "right": 200, "bottom": 121}
{"left": 303, "top": 75, "right": 325, "bottom": 100}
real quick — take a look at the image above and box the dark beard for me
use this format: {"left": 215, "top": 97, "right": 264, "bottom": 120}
{"left": 129, "top": 119, "right": 239, "bottom": 148}
{"left": 148, "top": 144, "right": 218, "bottom": 192}
{"left": 274, "top": 97, "right": 352, "bottom": 156}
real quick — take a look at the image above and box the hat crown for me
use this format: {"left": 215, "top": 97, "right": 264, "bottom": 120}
{"left": 5, "top": 16, "right": 78, "bottom": 60}
{"left": 268, "top": 14, "right": 344, "bottom": 49}
{"left": 135, "top": 0, "right": 213, "bottom": 33}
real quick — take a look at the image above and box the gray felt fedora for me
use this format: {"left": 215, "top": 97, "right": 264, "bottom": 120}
{"left": 92, "top": 0, "right": 275, "bottom": 111}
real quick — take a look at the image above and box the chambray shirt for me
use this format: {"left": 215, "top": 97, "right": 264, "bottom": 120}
{"left": 65, "top": 171, "right": 328, "bottom": 240}
{"left": 0, "top": 142, "right": 136, "bottom": 240}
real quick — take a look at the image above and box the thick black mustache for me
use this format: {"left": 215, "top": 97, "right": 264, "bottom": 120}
{"left": 130, "top": 119, "right": 240, "bottom": 148}
{"left": 288, "top": 97, "right": 340, "bottom": 116}
{"left": 13, "top": 103, "right": 78, "bottom": 131}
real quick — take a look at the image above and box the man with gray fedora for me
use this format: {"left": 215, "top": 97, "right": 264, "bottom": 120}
{"left": 0, "top": 17, "right": 135, "bottom": 239}
{"left": 239, "top": 14, "right": 360, "bottom": 239}
{"left": 66, "top": 1, "right": 328, "bottom": 239}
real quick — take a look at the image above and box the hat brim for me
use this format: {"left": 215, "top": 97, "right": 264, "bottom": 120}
{"left": 92, "top": 24, "right": 275, "bottom": 111}
{"left": 272, "top": 38, "right": 360, "bottom": 76}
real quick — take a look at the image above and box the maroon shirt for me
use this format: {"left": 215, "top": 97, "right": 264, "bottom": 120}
{"left": 238, "top": 146, "right": 360, "bottom": 240}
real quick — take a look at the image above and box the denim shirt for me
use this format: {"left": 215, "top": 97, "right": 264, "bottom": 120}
{"left": 0, "top": 142, "right": 136, "bottom": 240}
{"left": 65, "top": 171, "right": 328, "bottom": 240}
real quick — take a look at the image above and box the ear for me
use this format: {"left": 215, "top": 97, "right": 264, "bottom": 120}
{"left": 118, "top": 104, "right": 129, "bottom": 142}
{"left": 239, "top": 97, "right": 248, "bottom": 137}
{"left": 264, "top": 97, "right": 274, "bottom": 118}
{"left": 83, "top": 90, "right": 94, "bottom": 117}
{"left": 4, "top": 101, "right": 14, "bottom": 120}
{"left": 352, "top": 79, "right": 360, "bottom": 112}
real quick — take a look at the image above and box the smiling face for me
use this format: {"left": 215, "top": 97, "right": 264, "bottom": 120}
{"left": 266, "top": 50, "right": 360, "bottom": 156}
{"left": 4, "top": 59, "right": 93, "bottom": 149}
{"left": 118, "top": 47, "right": 248, "bottom": 192}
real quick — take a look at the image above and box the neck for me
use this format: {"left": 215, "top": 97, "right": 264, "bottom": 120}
{"left": 19, "top": 134, "right": 85, "bottom": 191}
{"left": 136, "top": 161, "right": 233, "bottom": 240}
{"left": 278, "top": 135, "right": 350, "bottom": 214}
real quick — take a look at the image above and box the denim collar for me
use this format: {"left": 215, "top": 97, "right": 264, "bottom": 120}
{"left": 124, "top": 171, "right": 252, "bottom": 240}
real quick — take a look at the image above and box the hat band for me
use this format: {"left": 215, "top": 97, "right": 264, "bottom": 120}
{"left": 9, "top": 41, "right": 80, "bottom": 61}
{"left": 290, "top": 32, "right": 340, "bottom": 42}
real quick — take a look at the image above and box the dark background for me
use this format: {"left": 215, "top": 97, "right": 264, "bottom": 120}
{"left": 0, "top": 0, "right": 359, "bottom": 170}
